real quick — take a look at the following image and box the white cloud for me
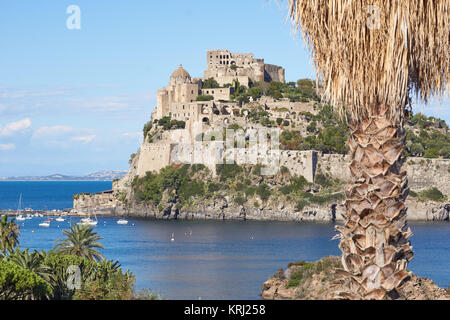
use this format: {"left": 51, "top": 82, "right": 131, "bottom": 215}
{"left": 72, "top": 135, "right": 96, "bottom": 144}
{"left": 0, "top": 118, "right": 32, "bottom": 136}
{"left": 0, "top": 143, "right": 16, "bottom": 151}
{"left": 33, "top": 125, "right": 73, "bottom": 138}
{"left": 122, "top": 132, "right": 141, "bottom": 138}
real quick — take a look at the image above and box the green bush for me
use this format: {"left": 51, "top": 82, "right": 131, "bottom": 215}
{"left": 256, "top": 183, "right": 271, "bottom": 201}
{"left": 234, "top": 195, "right": 246, "bottom": 205}
{"left": 202, "top": 78, "right": 220, "bottom": 89}
{"left": 216, "top": 164, "right": 243, "bottom": 182}
{"left": 424, "top": 148, "right": 440, "bottom": 158}
{"left": 419, "top": 187, "right": 446, "bottom": 202}
{"left": 196, "top": 95, "right": 214, "bottom": 101}
{"left": 315, "top": 173, "right": 332, "bottom": 188}
{"left": 0, "top": 260, "right": 52, "bottom": 300}
{"left": 439, "top": 146, "right": 450, "bottom": 159}
{"left": 245, "top": 186, "right": 257, "bottom": 197}
{"left": 409, "top": 143, "right": 425, "bottom": 156}
{"left": 207, "top": 182, "right": 222, "bottom": 193}
{"left": 143, "top": 121, "right": 152, "bottom": 139}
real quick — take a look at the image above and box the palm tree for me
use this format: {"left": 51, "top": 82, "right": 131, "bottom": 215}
{"left": 0, "top": 215, "right": 20, "bottom": 256}
{"left": 288, "top": 1, "right": 449, "bottom": 299}
{"left": 8, "top": 248, "right": 52, "bottom": 283}
{"left": 55, "top": 224, "right": 104, "bottom": 262}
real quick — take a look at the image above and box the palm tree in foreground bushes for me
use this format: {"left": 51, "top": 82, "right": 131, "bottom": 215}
{"left": 0, "top": 216, "right": 20, "bottom": 256}
{"left": 288, "top": 0, "right": 449, "bottom": 299}
{"left": 55, "top": 223, "right": 104, "bottom": 262}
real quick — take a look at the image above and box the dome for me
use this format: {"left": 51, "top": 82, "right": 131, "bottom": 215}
{"left": 170, "top": 64, "right": 191, "bottom": 80}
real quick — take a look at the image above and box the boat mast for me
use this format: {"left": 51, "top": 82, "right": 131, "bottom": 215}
{"left": 17, "top": 193, "right": 22, "bottom": 216}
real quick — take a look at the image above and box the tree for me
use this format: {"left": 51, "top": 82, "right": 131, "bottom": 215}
{"left": 143, "top": 121, "right": 152, "bottom": 139}
{"left": 288, "top": 0, "right": 449, "bottom": 299}
{"left": 0, "top": 216, "right": 20, "bottom": 256}
{"left": 439, "top": 146, "right": 450, "bottom": 159}
{"left": 202, "top": 78, "right": 220, "bottom": 89}
{"left": 55, "top": 224, "right": 104, "bottom": 262}
{"left": 0, "top": 260, "right": 51, "bottom": 300}
{"left": 8, "top": 249, "right": 52, "bottom": 283}
{"left": 409, "top": 143, "right": 424, "bottom": 157}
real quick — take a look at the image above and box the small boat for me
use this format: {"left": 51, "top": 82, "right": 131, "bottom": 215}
{"left": 39, "top": 221, "right": 50, "bottom": 227}
{"left": 117, "top": 219, "right": 128, "bottom": 225}
{"left": 77, "top": 218, "right": 98, "bottom": 226}
{"left": 55, "top": 217, "right": 65, "bottom": 222}
{"left": 16, "top": 194, "right": 26, "bottom": 221}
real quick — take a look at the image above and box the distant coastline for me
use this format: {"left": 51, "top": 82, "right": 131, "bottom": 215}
{"left": 0, "top": 170, "right": 127, "bottom": 182}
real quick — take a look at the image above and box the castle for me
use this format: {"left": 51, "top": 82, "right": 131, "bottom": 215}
{"left": 134, "top": 50, "right": 318, "bottom": 182}
{"left": 153, "top": 50, "right": 285, "bottom": 123}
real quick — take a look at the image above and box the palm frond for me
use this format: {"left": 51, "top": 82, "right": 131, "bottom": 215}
{"left": 288, "top": 0, "right": 450, "bottom": 124}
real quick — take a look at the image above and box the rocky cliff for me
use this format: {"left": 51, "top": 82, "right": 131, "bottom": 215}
{"left": 261, "top": 256, "right": 450, "bottom": 300}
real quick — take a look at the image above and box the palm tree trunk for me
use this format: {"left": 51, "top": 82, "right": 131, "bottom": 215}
{"left": 336, "top": 105, "right": 414, "bottom": 300}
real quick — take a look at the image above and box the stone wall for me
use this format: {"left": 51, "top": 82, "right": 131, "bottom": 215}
{"left": 201, "top": 87, "right": 232, "bottom": 101}
{"left": 319, "top": 154, "right": 450, "bottom": 195}
{"left": 136, "top": 142, "right": 173, "bottom": 177}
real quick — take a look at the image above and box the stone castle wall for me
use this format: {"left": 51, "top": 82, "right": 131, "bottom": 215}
{"left": 319, "top": 154, "right": 450, "bottom": 195}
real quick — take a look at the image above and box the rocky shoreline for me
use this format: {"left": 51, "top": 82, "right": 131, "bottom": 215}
{"left": 4, "top": 199, "right": 448, "bottom": 222}
{"left": 73, "top": 191, "right": 450, "bottom": 222}
{"left": 261, "top": 256, "right": 450, "bottom": 300}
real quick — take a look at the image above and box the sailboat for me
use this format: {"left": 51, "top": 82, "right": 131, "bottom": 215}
{"left": 77, "top": 208, "right": 98, "bottom": 226}
{"left": 15, "top": 194, "right": 26, "bottom": 221}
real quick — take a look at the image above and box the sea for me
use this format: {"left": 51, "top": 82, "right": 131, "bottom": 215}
{"left": 0, "top": 181, "right": 449, "bottom": 299}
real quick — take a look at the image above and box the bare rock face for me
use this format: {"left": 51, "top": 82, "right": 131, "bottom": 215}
{"left": 406, "top": 199, "right": 450, "bottom": 221}
{"left": 261, "top": 256, "right": 450, "bottom": 300}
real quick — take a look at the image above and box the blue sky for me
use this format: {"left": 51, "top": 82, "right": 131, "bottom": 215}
{"left": 0, "top": 0, "right": 448, "bottom": 176}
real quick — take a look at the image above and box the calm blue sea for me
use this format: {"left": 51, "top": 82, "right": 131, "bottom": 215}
{"left": 1, "top": 182, "right": 449, "bottom": 299}
{"left": 0, "top": 181, "right": 111, "bottom": 210}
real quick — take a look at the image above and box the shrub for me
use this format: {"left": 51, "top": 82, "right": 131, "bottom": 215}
{"left": 315, "top": 173, "right": 332, "bottom": 188}
{"left": 143, "top": 121, "right": 152, "bottom": 139}
{"left": 216, "top": 164, "right": 243, "bottom": 181}
{"left": 439, "top": 146, "right": 450, "bottom": 159}
{"left": 202, "top": 78, "right": 220, "bottom": 89}
{"left": 424, "top": 148, "right": 440, "bottom": 158}
{"left": 196, "top": 95, "right": 214, "bottom": 101}
{"left": 0, "top": 260, "right": 52, "bottom": 300}
{"left": 207, "top": 182, "right": 222, "bottom": 193}
{"left": 129, "top": 153, "right": 137, "bottom": 165}
{"left": 234, "top": 195, "right": 246, "bottom": 205}
{"left": 409, "top": 143, "right": 425, "bottom": 156}
{"left": 256, "top": 183, "right": 271, "bottom": 201}
{"left": 419, "top": 187, "right": 446, "bottom": 202}
{"left": 245, "top": 186, "right": 257, "bottom": 197}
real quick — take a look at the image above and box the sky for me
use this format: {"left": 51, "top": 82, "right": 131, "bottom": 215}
{"left": 0, "top": 0, "right": 448, "bottom": 177}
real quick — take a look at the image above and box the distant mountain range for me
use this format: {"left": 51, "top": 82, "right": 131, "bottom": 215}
{"left": 0, "top": 170, "right": 128, "bottom": 181}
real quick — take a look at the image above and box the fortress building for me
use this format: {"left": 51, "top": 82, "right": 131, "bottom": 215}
{"left": 154, "top": 50, "right": 285, "bottom": 122}
{"left": 204, "top": 50, "right": 285, "bottom": 87}
{"left": 155, "top": 65, "right": 202, "bottom": 121}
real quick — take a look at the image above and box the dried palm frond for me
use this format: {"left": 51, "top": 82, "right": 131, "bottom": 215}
{"left": 288, "top": 0, "right": 450, "bottom": 125}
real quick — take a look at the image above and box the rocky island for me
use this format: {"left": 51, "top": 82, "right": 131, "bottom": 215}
{"left": 73, "top": 50, "right": 450, "bottom": 222}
